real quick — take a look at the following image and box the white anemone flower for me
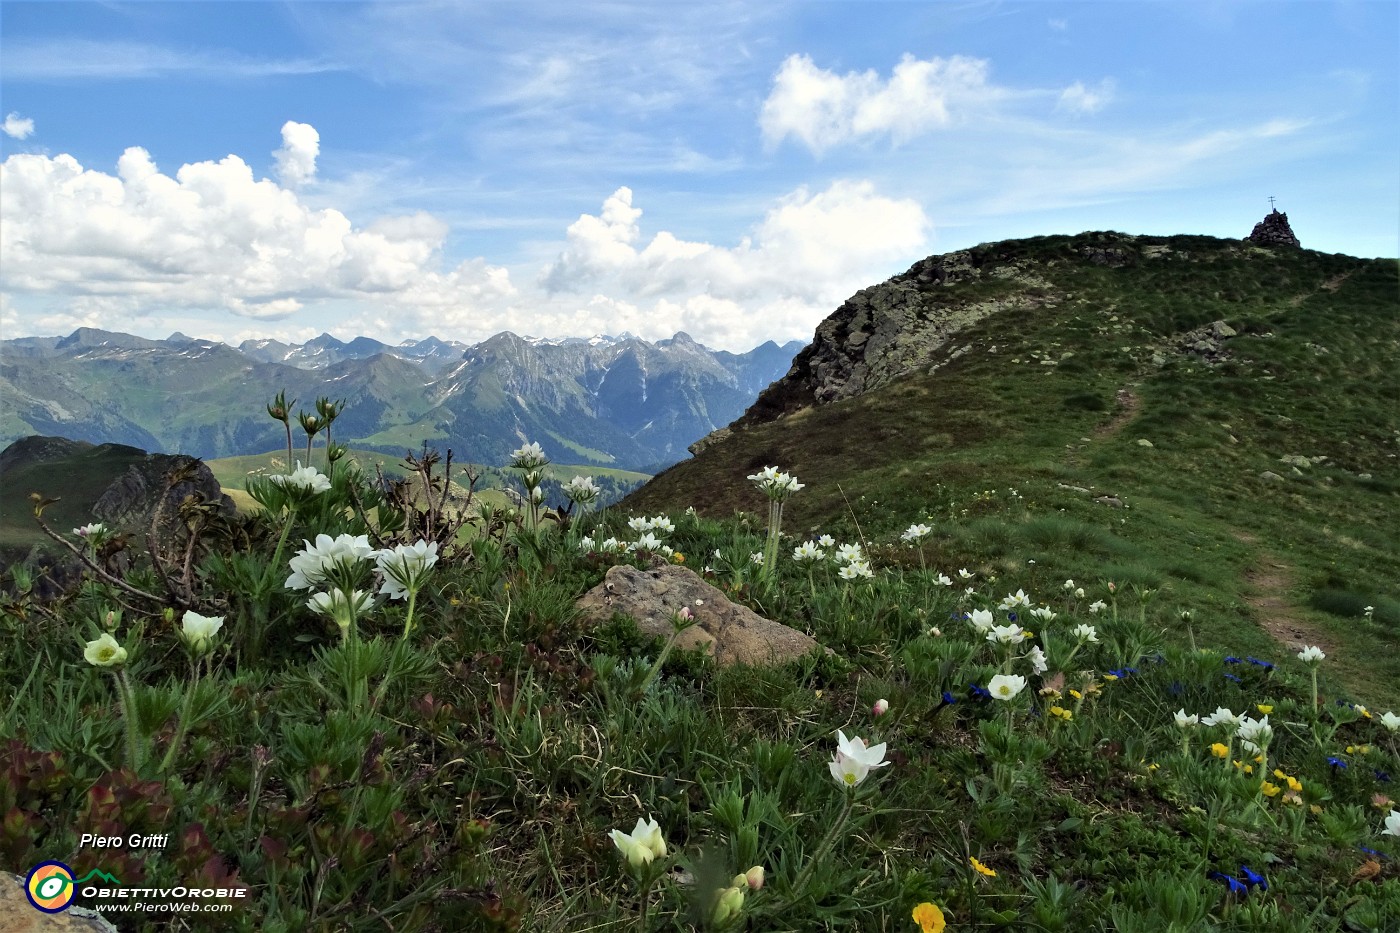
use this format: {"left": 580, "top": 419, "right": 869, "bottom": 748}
{"left": 817, "top": 534, "right": 835, "bottom": 548}
{"left": 1235, "top": 715, "right": 1272, "bottom": 748}
{"left": 988, "top": 673, "right": 1027, "bottom": 701}
{"left": 1383, "top": 810, "right": 1400, "bottom": 837}
{"left": 509, "top": 441, "right": 548, "bottom": 470}
{"left": 285, "top": 534, "right": 374, "bottom": 590}
{"left": 307, "top": 588, "right": 374, "bottom": 630}
{"left": 609, "top": 816, "right": 668, "bottom": 868}
{"left": 629, "top": 532, "right": 664, "bottom": 552}
{"left": 373, "top": 540, "right": 439, "bottom": 600}
{"left": 987, "top": 623, "right": 1027, "bottom": 645}
{"left": 563, "top": 475, "right": 600, "bottom": 505}
{"left": 934, "top": 573, "right": 953, "bottom": 587}
{"left": 828, "top": 730, "right": 889, "bottom": 787}
{"left": 1029, "top": 606, "right": 1057, "bottom": 622}
{"left": 838, "top": 560, "right": 874, "bottom": 580}
{"left": 269, "top": 460, "right": 332, "bottom": 495}
{"left": 1380, "top": 711, "right": 1400, "bottom": 732}
{"left": 1174, "top": 709, "right": 1200, "bottom": 728}
{"left": 792, "top": 541, "right": 826, "bottom": 562}
{"left": 180, "top": 611, "right": 224, "bottom": 654}
{"left": 84, "top": 633, "right": 127, "bottom": 667}
{"left": 1000, "top": 589, "right": 1032, "bottom": 610}
{"left": 1088, "top": 600, "right": 1106, "bottom": 614}
{"left": 1028, "top": 644, "right": 1048, "bottom": 675}
{"left": 628, "top": 516, "right": 650, "bottom": 532}
{"left": 958, "top": 568, "right": 975, "bottom": 579}
{"left": 1202, "top": 706, "right": 1240, "bottom": 729}
{"left": 967, "top": 609, "right": 995, "bottom": 634}
{"left": 835, "top": 543, "right": 864, "bottom": 564}
{"left": 1297, "top": 645, "right": 1326, "bottom": 664}
{"left": 901, "top": 523, "right": 932, "bottom": 542}
{"left": 1071, "top": 623, "right": 1099, "bottom": 644}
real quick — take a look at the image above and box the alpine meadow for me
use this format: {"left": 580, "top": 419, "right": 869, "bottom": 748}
{"left": 2, "top": 2, "right": 1399, "bottom": 930}
{"left": 3, "top": 225, "right": 1399, "bottom": 931}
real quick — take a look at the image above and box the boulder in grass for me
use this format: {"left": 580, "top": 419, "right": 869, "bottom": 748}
{"left": 574, "top": 563, "right": 828, "bottom": 667}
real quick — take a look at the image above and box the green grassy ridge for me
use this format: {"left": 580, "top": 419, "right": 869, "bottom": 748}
{"left": 625, "top": 237, "right": 1399, "bottom": 706}
{"left": 0, "top": 441, "right": 153, "bottom": 553}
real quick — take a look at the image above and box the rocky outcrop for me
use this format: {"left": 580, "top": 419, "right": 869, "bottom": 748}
{"left": 1173, "top": 320, "right": 1238, "bottom": 364}
{"left": 574, "top": 563, "right": 827, "bottom": 667}
{"left": 689, "top": 242, "right": 1074, "bottom": 453}
{"left": 1246, "top": 210, "right": 1300, "bottom": 248}
{"left": 91, "top": 454, "right": 232, "bottom": 530}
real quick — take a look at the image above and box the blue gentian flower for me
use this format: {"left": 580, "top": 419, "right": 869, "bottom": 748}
{"left": 1375, "top": 770, "right": 1392, "bottom": 783}
{"left": 1327, "top": 756, "right": 1347, "bottom": 769}
{"left": 1224, "top": 673, "right": 1242, "bottom": 683}
{"left": 942, "top": 691, "right": 957, "bottom": 705}
{"left": 1208, "top": 872, "right": 1247, "bottom": 895}
{"left": 1358, "top": 845, "right": 1389, "bottom": 860}
{"left": 1240, "top": 866, "right": 1267, "bottom": 891}
{"left": 1224, "top": 656, "right": 1241, "bottom": 664}
{"left": 1007, "top": 612, "right": 1018, "bottom": 622}
{"left": 1246, "top": 657, "right": 1274, "bottom": 670}
{"left": 969, "top": 684, "right": 991, "bottom": 701}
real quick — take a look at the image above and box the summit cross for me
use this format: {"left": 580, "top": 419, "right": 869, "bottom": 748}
{"left": 1268, "top": 196, "right": 1277, "bottom": 211}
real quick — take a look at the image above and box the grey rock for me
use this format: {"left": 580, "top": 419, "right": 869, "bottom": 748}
{"left": 1245, "top": 209, "right": 1301, "bottom": 248}
{"left": 575, "top": 563, "right": 827, "bottom": 667}
{"left": 1094, "top": 496, "right": 1125, "bottom": 508}
{"left": 1260, "top": 471, "right": 1286, "bottom": 482}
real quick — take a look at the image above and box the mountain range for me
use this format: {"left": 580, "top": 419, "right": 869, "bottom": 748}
{"left": 0, "top": 328, "right": 802, "bottom": 471}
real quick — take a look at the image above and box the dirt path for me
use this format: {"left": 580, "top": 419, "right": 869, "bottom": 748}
{"left": 1094, "top": 387, "right": 1141, "bottom": 439}
{"left": 1234, "top": 532, "right": 1331, "bottom": 653}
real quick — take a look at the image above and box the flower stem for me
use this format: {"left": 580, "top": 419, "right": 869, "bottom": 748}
{"left": 790, "top": 789, "right": 856, "bottom": 898}
{"left": 400, "top": 588, "right": 418, "bottom": 642}
{"left": 114, "top": 669, "right": 144, "bottom": 773}
{"left": 158, "top": 657, "right": 202, "bottom": 773}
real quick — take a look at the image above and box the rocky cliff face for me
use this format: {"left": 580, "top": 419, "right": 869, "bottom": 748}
{"left": 690, "top": 238, "right": 1070, "bottom": 453}
{"left": 1246, "top": 210, "right": 1301, "bottom": 248}
{"left": 92, "top": 453, "right": 233, "bottom": 530}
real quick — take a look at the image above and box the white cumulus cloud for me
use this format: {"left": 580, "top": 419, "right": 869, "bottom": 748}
{"left": 3, "top": 112, "right": 35, "bottom": 140}
{"left": 0, "top": 128, "right": 513, "bottom": 328}
{"left": 539, "top": 180, "right": 929, "bottom": 348}
{"left": 1057, "top": 79, "right": 1115, "bottom": 116}
{"left": 761, "top": 53, "right": 998, "bottom": 153}
{"left": 273, "top": 120, "right": 320, "bottom": 187}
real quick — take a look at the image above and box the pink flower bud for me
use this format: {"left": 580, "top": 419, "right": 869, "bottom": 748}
{"left": 678, "top": 606, "right": 693, "bottom": 621}
{"left": 745, "top": 865, "right": 765, "bottom": 890}
{"left": 872, "top": 698, "right": 889, "bottom": 717}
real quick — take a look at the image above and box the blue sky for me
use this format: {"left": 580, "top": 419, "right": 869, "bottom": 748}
{"left": 2, "top": 1, "right": 1396, "bottom": 352}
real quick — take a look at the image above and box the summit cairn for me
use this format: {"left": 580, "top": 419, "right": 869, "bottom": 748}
{"left": 1246, "top": 200, "right": 1301, "bottom": 248}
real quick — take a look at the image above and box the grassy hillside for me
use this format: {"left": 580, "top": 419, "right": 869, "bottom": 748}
{"left": 626, "top": 234, "right": 1400, "bottom": 707}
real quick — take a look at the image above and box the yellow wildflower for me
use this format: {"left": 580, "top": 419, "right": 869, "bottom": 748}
{"left": 969, "top": 856, "right": 996, "bottom": 877}
{"left": 1261, "top": 781, "right": 1281, "bottom": 797}
{"left": 1210, "top": 743, "right": 1229, "bottom": 759}
{"left": 1069, "top": 690, "right": 1083, "bottom": 700}
{"left": 1273, "top": 768, "right": 1287, "bottom": 780}
{"left": 1286, "top": 776, "right": 1302, "bottom": 793}
{"left": 1256, "top": 704, "right": 1273, "bottom": 714}
{"left": 1103, "top": 673, "right": 1119, "bottom": 681}
{"left": 911, "top": 902, "right": 946, "bottom": 933}
{"left": 671, "top": 552, "right": 686, "bottom": 564}
{"left": 1049, "top": 705, "right": 1072, "bottom": 721}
